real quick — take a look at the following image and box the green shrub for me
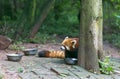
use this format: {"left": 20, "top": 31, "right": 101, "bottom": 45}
{"left": 25, "top": 33, "right": 51, "bottom": 44}
{"left": 99, "top": 56, "right": 114, "bottom": 75}
{"left": 104, "top": 33, "right": 120, "bottom": 48}
{"left": 9, "top": 42, "right": 25, "bottom": 51}
{"left": 0, "top": 73, "right": 3, "bottom": 79}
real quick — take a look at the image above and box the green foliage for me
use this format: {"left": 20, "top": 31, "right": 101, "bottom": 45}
{"left": 0, "top": 0, "right": 119, "bottom": 46}
{"left": 0, "top": 73, "right": 3, "bottom": 79}
{"left": 104, "top": 33, "right": 120, "bottom": 48}
{"left": 18, "top": 67, "right": 24, "bottom": 73}
{"left": 25, "top": 33, "right": 51, "bottom": 44}
{"left": 99, "top": 56, "right": 114, "bottom": 75}
{"left": 0, "top": 0, "right": 80, "bottom": 40}
{"left": 24, "top": 32, "right": 63, "bottom": 44}
{"left": 39, "top": 0, "right": 80, "bottom": 37}
{"left": 9, "top": 42, "right": 25, "bottom": 51}
{"left": 103, "top": 0, "right": 120, "bottom": 47}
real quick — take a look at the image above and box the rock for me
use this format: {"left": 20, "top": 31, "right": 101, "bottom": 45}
{"left": 0, "top": 35, "right": 12, "bottom": 50}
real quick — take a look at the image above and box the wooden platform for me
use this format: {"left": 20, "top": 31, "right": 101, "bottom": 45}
{"left": 0, "top": 56, "right": 120, "bottom": 79}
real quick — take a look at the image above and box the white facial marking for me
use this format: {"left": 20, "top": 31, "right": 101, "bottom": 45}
{"left": 71, "top": 40, "right": 76, "bottom": 48}
{"left": 72, "top": 45, "right": 75, "bottom": 48}
{"left": 65, "top": 46, "right": 70, "bottom": 50}
{"left": 61, "top": 46, "right": 65, "bottom": 50}
{"left": 65, "top": 36, "right": 69, "bottom": 39}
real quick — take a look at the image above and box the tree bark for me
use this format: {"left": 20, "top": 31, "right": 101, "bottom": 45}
{"left": 78, "top": 0, "right": 103, "bottom": 74}
{"left": 31, "top": 0, "right": 36, "bottom": 24}
{"left": 29, "top": 0, "right": 55, "bottom": 38}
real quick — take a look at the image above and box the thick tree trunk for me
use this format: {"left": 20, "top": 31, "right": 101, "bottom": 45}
{"left": 30, "top": 0, "right": 55, "bottom": 38}
{"left": 78, "top": 0, "right": 103, "bottom": 74}
{"left": 97, "top": 0, "right": 104, "bottom": 60}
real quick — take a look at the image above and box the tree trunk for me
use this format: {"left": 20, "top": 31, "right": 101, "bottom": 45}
{"left": 31, "top": 0, "right": 36, "bottom": 24}
{"left": 78, "top": 0, "right": 103, "bottom": 74}
{"left": 29, "top": 0, "right": 55, "bottom": 38}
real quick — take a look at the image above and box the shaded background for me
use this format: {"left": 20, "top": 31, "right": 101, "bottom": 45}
{"left": 0, "top": 0, "right": 120, "bottom": 48}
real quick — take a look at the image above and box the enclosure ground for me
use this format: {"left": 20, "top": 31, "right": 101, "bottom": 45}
{"left": 0, "top": 43, "right": 120, "bottom": 79}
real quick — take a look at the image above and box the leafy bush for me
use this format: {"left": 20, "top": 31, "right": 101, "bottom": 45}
{"left": 103, "top": 0, "right": 120, "bottom": 48}
{"left": 24, "top": 33, "right": 51, "bottom": 44}
{"left": 0, "top": 73, "right": 3, "bottom": 79}
{"left": 99, "top": 56, "right": 114, "bottom": 75}
{"left": 0, "top": 0, "right": 120, "bottom": 46}
{"left": 9, "top": 42, "right": 25, "bottom": 51}
{"left": 104, "top": 33, "right": 120, "bottom": 48}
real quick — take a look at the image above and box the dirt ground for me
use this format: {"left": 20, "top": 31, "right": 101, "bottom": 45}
{"left": 0, "top": 42, "right": 120, "bottom": 79}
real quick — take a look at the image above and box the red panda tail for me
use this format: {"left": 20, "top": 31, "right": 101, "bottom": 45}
{"left": 38, "top": 50, "right": 49, "bottom": 57}
{"left": 38, "top": 50, "right": 65, "bottom": 58}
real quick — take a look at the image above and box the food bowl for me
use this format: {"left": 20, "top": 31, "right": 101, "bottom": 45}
{"left": 23, "top": 48, "right": 38, "bottom": 56}
{"left": 6, "top": 53, "right": 23, "bottom": 61}
{"left": 64, "top": 58, "right": 78, "bottom": 65}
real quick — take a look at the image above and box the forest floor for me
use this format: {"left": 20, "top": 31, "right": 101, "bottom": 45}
{"left": 0, "top": 40, "right": 120, "bottom": 79}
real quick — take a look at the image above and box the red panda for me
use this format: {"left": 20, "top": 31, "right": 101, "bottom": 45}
{"left": 38, "top": 50, "right": 65, "bottom": 58}
{"left": 61, "top": 37, "right": 79, "bottom": 58}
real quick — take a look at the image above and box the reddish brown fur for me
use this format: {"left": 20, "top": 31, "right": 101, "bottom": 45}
{"left": 61, "top": 38, "right": 79, "bottom": 51}
{"left": 61, "top": 37, "right": 79, "bottom": 58}
{"left": 38, "top": 50, "right": 65, "bottom": 58}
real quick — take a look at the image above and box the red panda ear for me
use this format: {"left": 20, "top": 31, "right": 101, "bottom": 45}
{"left": 65, "top": 36, "right": 69, "bottom": 39}
{"left": 71, "top": 40, "right": 76, "bottom": 48}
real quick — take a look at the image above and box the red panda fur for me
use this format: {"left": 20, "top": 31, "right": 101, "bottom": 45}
{"left": 61, "top": 37, "right": 79, "bottom": 58}
{"left": 61, "top": 37, "right": 79, "bottom": 51}
{"left": 38, "top": 50, "right": 65, "bottom": 58}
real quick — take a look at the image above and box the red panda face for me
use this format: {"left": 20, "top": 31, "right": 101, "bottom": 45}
{"left": 61, "top": 37, "right": 79, "bottom": 51}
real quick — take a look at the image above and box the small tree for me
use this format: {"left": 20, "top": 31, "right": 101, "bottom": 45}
{"left": 78, "top": 0, "right": 103, "bottom": 74}
{"left": 30, "top": 0, "right": 55, "bottom": 38}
